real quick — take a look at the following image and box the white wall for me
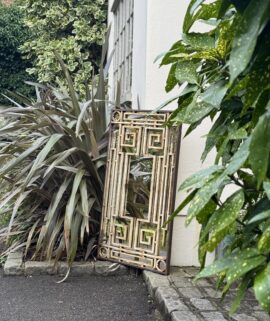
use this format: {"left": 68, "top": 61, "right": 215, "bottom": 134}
{"left": 134, "top": 0, "right": 216, "bottom": 266}
{"left": 171, "top": 120, "right": 215, "bottom": 266}
{"left": 108, "top": 0, "right": 215, "bottom": 267}
{"left": 132, "top": 0, "right": 147, "bottom": 109}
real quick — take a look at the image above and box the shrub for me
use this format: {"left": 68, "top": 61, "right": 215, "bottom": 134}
{"left": 19, "top": 0, "right": 107, "bottom": 95}
{"left": 0, "top": 50, "right": 109, "bottom": 267}
{"left": 163, "top": 0, "right": 270, "bottom": 314}
{"left": 0, "top": 3, "right": 35, "bottom": 105}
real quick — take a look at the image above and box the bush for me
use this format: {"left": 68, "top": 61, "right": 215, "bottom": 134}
{"left": 0, "top": 51, "right": 109, "bottom": 266}
{"left": 163, "top": 0, "right": 270, "bottom": 314}
{"left": 20, "top": 0, "right": 107, "bottom": 95}
{"left": 0, "top": 3, "right": 35, "bottom": 105}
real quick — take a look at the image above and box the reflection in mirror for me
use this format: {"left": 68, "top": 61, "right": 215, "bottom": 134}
{"left": 126, "top": 157, "right": 152, "bottom": 219}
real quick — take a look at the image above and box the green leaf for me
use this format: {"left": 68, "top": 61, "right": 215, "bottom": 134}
{"left": 198, "top": 222, "right": 210, "bottom": 267}
{"left": 0, "top": 136, "right": 47, "bottom": 179}
{"left": 243, "top": 65, "right": 270, "bottom": 112}
{"left": 258, "top": 225, "right": 270, "bottom": 253}
{"left": 218, "top": 0, "right": 232, "bottom": 18}
{"left": 196, "top": 199, "right": 217, "bottom": 224}
{"left": 64, "top": 169, "right": 85, "bottom": 250}
{"left": 175, "top": 60, "right": 200, "bottom": 85}
{"left": 46, "top": 217, "right": 64, "bottom": 261}
{"left": 179, "top": 165, "right": 223, "bottom": 191}
{"left": 54, "top": 52, "right": 81, "bottom": 116}
{"left": 264, "top": 181, "right": 270, "bottom": 200}
{"left": 252, "top": 90, "right": 270, "bottom": 127}
{"left": 249, "top": 112, "right": 270, "bottom": 187}
{"left": 184, "top": 1, "right": 222, "bottom": 33}
{"left": 246, "top": 197, "right": 270, "bottom": 223}
{"left": 164, "top": 190, "right": 197, "bottom": 226}
{"left": 25, "top": 219, "right": 41, "bottom": 257}
{"left": 68, "top": 213, "right": 82, "bottom": 265}
{"left": 7, "top": 191, "right": 31, "bottom": 240}
{"left": 161, "top": 41, "right": 190, "bottom": 66}
{"left": 254, "top": 263, "right": 270, "bottom": 313}
{"left": 196, "top": 248, "right": 262, "bottom": 279}
{"left": 200, "top": 190, "right": 244, "bottom": 249}
{"left": 200, "top": 80, "right": 228, "bottom": 107}
{"left": 186, "top": 174, "right": 227, "bottom": 225}
{"left": 174, "top": 92, "right": 216, "bottom": 124}
{"left": 229, "top": 0, "right": 270, "bottom": 81}
{"left": 248, "top": 210, "right": 270, "bottom": 225}
{"left": 24, "top": 133, "right": 63, "bottom": 186}
{"left": 44, "top": 176, "right": 73, "bottom": 233}
{"left": 165, "top": 64, "right": 178, "bottom": 92}
{"left": 226, "top": 254, "right": 265, "bottom": 286}
{"left": 196, "top": 256, "right": 232, "bottom": 279}
{"left": 43, "top": 147, "right": 78, "bottom": 179}
{"left": 224, "top": 138, "right": 251, "bottom": 175}
{"left": 229, "top": 128, "right": 247, "bottom": 140}
{"left": 183, "top": 0, "right": 200, "bottom": 33}
{"left": 182, "top": 32, "right": 215, "bottom": 50}
{"left": 229, "top": 276, "right": 250, "bottom": 314}
{"left": 190, "top": 0, "right": 205, "bottom": 14}
{"left": 79, "top": 179, "right": 89, "bottom": 240}
{"left": 216, "top": 20, "right": 234, "bottom": 58}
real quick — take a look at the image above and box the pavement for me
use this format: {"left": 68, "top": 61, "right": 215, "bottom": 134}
{"left": 143, "top": 267, "right": 270, "bottom": 321}
{"left": 0, "top": 270, "right": 159, "bottom": 321}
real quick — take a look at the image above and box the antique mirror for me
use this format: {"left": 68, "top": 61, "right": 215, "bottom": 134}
{"left": 98, "top": 110, "right": 180, "bottom": 274}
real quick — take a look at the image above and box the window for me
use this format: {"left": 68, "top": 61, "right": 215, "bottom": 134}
{"left": 112, "top": 0, "right": 134, "bottom": 102}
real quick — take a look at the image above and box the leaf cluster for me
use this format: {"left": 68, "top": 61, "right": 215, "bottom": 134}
{"left": 0, "top": 2, "right": 35, "bottom": 105}
{"left": 19, "top": 0, "right": 107, "bottom": 96}
{"left": 0, "top": 53, "right": 109, "bottom": 267}
{"left": 163, "top": 0, "right": 270, "bottom": 314}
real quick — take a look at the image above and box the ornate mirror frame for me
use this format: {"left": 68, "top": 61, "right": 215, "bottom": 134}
{"left": 98, "top": 110, "right": 181, "bottom": 274}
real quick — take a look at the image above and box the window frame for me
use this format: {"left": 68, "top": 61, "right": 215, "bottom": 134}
{"left": 111, "top": 0, "right": 134, "bottom": 103}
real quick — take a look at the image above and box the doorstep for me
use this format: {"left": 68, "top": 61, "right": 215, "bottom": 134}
{"left": 143, "top": 267, "right": 270, "bottom": 321}
{"left": 3, "top": 251, "right": 128, "bottom": 277}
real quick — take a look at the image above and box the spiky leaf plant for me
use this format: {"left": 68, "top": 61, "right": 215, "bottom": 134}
{"left": 0, "top": 52, "right": 109, "bottom": 267}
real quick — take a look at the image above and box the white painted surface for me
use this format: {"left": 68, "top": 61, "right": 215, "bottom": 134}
{"left": 108, "top": 0, "right": 216, "bottom": 267}
{"left": 132, "top": 0, "right": 147, "bottom": 109}
{"left": 171, "top": 119, "right": 216, "bottom": 266}
{"left": 143, "top": 0, "right": 189, "bottom": 110}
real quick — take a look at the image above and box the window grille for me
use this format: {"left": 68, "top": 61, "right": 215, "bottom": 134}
{"left": 112, "top": 0, "right": 134, "bottom": 102}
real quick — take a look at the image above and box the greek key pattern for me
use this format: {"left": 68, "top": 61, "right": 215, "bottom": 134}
{"left": 98, "top": 111, "right": 178, "bottom": 274}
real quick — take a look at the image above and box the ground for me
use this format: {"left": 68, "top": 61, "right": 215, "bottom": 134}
{"left": 144, "top": 267, "right": 270, "bottom": 321}
{"left": 0, "top": 271, "right": 159, "bottom": 321}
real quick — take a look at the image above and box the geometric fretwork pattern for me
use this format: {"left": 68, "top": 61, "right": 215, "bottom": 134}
{"left": 98, "top": 111, "right": 179, "bottom": 274}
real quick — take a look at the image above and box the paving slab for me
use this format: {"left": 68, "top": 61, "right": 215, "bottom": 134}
{"left": 0, "top": 270, "right": 158, "bottom": 321}
{"left": 143, "top": 267, "right": 270, "bottom": 321}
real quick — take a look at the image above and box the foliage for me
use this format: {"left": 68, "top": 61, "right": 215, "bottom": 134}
{"left": 0, "top": 49, "right": 109, "bottom": 267}
{"left": 19, "top": 0, "right": 107, "bottom": 95}
{"left": 163, "top": 0, "right": 270, "bottom": 314}
{"left": 0, "top": 3, "right": 35, "bottom": 105}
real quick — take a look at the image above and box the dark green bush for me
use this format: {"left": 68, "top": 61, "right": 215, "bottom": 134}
{"left": 163, "top": 0, "right": 270, "bottom": 314}
{"left": 0, "top": 3, "right": 35, "bottom": 105}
